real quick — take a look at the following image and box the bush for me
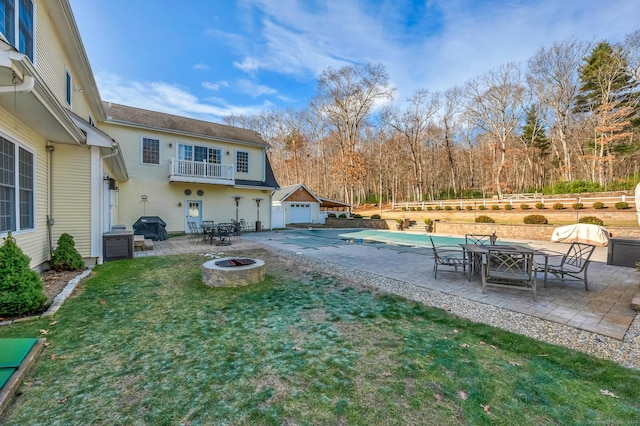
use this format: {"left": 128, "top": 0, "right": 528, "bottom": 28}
{"left": 579, "top": 216, "right": 604, "bottom": 226}
{"left": 520, "top": 204, "right": 530, "bottom": 210}
{"left": 491, "top": 205, "right": 500, "bottom": 210}
{"left": 552, "top": 203, "right": 564, "bottom": 210}
{"left": 410, "top": 207, "right": 416, "bottom": 211}
{"left": 352, "top": 213, "right": 362, "bottom": 219}
{"left": 593, "top": 201, "right": 604, "bottom": 209}
{"left": 416, "top": 207, "right": 422, "bottom": 211}
{"left": 505, "top": 204, "right": 513, "bottom": 210}
{"left": 455, "top": 206, "right": 462, "bottom": 210}
{"left": 523, "top": 214, "right": 548, "bottom": 224}
{"left": 370, "top": 214, "right": 381, "bottom": 220}
{"left": 572, "top": 203, "right": 583, "bottom": 210}
{"left": 475, "top": 215, "right": 495, "bottom": 223}
{"left": 424, "top": 218, "right": 433, "bottom": 225}
{"left": 435, "top": 206, "right": 443, "bottom": 211}
{"left": 444, "top": 205, "right": 452, "bottom": 211}
{"left": 466, "top": 205, "right": 473, "bottom": 211}
{"left": 615, "top": 202, "right": 630, "bottom": 209}
{"left": 338, "top": 213, "right": 347, "bottom": 218}
{"left": 51, "top": 233, "right": 85, "bottom": 272}
{"left": 478, "top": 205, "right": 487, "bottom": 210}
{"left": 327, "top": 213, "right": 336, "bottom": 218}
{"left": 535, "top": 202, "right": 545, "bottom": 210}
{"left": 0, "top": 233, "right": 46, "bottom": 316}
{"left": 426, "top": 206, "right": 433, "bottom": 211}
{"left": 401, "top": 207, "right": 407, "bottom": 211}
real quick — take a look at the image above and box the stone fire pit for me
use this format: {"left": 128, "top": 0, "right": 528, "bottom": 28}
{"left": 202, "top": 257, "right": 265, "bottom": 287}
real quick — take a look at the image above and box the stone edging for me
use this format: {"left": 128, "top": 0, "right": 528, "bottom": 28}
{"left": 0, "top": 267, "right": 93, "bottom": 327}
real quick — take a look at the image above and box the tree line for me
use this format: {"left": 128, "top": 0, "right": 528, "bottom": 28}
{"left": 224, "top": 31, "right": 640, "bottom": 206}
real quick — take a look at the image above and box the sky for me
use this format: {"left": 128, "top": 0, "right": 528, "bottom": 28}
{"left": 68, "top": 0, "right": 640, "bottom": 123}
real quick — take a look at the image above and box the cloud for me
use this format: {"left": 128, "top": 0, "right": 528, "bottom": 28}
{"left": 202, "top": 80, "right": 229, "bottom": 91}
{"left": 193, "top": 63, "right": 210, "bottom": 71}
{"left": 233, "top": 57, "right": 261, "bottom": 74}
{"left": 235, "top": 78, "right": 277, "bottom": 97}
{"left": 96, "top": 71, "right": 269, "bottom": 120}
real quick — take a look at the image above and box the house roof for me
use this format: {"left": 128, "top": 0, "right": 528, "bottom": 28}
{"left": 103, "top": 102, "right": 269, "bottom": 148}
{"left": 273, "top": 183, "right": 322, "bottom": 203}
{"left": 234, "top": 155, "right": 279, "bottom": 190}
{"left": 319, "top": 197, "right": 353, "bottom": 208}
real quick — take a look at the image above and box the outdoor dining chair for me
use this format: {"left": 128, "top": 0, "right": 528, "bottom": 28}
{"left": 539, "top": 242, "right": 596, "bottom": 290}
{"left": 482, "top": 248, "right": 537, "bottom": 300}
{"left": 429, "top": 236, "right": 466, "bottom": 279}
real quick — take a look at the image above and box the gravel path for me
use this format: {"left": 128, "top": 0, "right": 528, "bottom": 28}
{"left": 264, "top": 245, "right": 640, "bottom": 370}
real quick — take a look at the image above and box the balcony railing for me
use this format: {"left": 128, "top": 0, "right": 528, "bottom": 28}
{"left": 169, "top": 158, "right": 235, "bottom": 185}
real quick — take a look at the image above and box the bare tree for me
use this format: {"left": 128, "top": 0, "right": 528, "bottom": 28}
{"left": 382, "top": 89, "right": 439, "bottom": 200}
{"left": 527, "top": 40, "right": 589, "bottom": 181}
{"left": 440, "top": 86, "right": 465, "bottom": 196}
{"left": 465, "top": 62, "right": 526, "bottom": 198}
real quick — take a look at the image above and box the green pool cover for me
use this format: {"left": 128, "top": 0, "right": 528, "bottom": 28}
{"left": 0, "top": 338, "right": 38, "bottom": 389}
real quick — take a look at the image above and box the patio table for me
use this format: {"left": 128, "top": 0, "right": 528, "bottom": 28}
{"left": 460, "top": 244, "right": 549, "bottom": 286}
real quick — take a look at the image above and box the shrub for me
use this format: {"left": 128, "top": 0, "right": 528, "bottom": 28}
{"left": 615, "top": 201, "right": 629, "bottom": 209}
{"left": 505, "top": 204, "right": 513, "bottom": 210}
{"left": 370, "top": 214, "right": 381, "bottom": 220}
{"left": 552, "top": 203, "right": 564, "bottom": 210}
{"left": 523, "top": 214, "right": 548, "bottom": 225}
{"left": 424, "top": 218, "right": 433, "bottom": 225}
{"left": 520, "top": 204, "right": 530, "bottom": 210}
{"left": 416, "top": 207, "right": 422, "bottom": 211}
{"left": 572, "top": 203, "right": 583, "bottom": 210}
{"left": 593, "top": 201, "right": 604, "bottom": 209}
{"left": 535, "top": 202, "right": 545, "bottom": 210}
{"left": 466, "top": 205, "right": 473, "bottom": 211}
{"left": 327, "top": 213, "right": 336, "bottom": 218}
{"left": 338, "top": 213, "right": 347, "bottom": 218}
{"left": 478, "top": 205, "right": 487, "bottom": 210}
{"left": 0, "top": 233, "right": 46, "bottom": 316}
{"left": 395, "top": 219, "right": 403, "bottom": 224}
{"left": 435, "top": 206, "right": 443, "bottom": 211}
{"left": 410, "top": 207, "right": 416, "bottom": 211}
{"left": 491, "top": 205, "right": 500, "bottom": 210}
{"left": 579, "top": 216, "right": 604, "bottom": 226}
{"left": 51, "top": 233, "right": 85, "bottom": 271}
{"left": 455, "top": 206, "right": 462, "bottom": 210}
{"left": 401, "top": 207, "right": 407, "bottom": 211}
{"left": 444, "top": 205, "right": 452, "bottom": 210}
{"left": 352, "top": 214, "right": 362, "bottom": 219}
{"left": 426, "top": 206, "right": 433, "bottom": 211}
{"left": 475, "top": 215, "right": 495, "bottom": 223}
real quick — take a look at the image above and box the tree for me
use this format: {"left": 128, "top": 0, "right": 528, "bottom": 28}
{"left": 0, "top": 233, "right": 46, "bottom": 315}
{"left": 527, "top": 40, "right": 588, "bottom": 181}
{"left": 520, "top": 104, "right": 550, "bottom": 190}
{"left": 312, "top": 63, "right": 395, "bottom": 204}
{"left": 465, "top": 62, "right": 526, "bottom": 198}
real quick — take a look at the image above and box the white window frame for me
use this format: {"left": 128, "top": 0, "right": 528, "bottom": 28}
{"left": 0, "top": 0, "right": 35, "bottom": 62}
{"left": 141, "top": 137, "right": 160, "bottom": 165}
{"left": 236, "top": 150, "right": 248, "bottom": 173}
{"left": 177, "top": 143, "right": 221, "bottom": 164}
{"left": 0, "top": 132, "right": 35, "bottom": 234}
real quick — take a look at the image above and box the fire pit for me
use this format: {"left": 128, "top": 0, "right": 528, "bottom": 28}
{"left": 202, "top": 257, "right": 265, "bottom": 287}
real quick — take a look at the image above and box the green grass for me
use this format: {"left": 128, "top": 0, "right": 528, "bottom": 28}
{"left": 1, "top": 250, "right": 639, "bottom": 425}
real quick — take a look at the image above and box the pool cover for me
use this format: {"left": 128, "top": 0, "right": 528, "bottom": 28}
{"left": 0, "top": 338, "right": 38, "bottom": 388}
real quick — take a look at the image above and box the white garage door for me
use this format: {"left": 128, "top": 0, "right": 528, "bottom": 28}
{"left": 289, "top": 203, "right": 312, "bottom": 223}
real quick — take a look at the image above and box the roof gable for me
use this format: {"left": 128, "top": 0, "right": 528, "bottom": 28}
{"left": 273, "top": 184, "right": 321, "bottom": 203}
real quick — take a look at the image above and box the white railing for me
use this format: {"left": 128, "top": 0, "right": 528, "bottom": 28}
{"left": 169, "top": 159, "right": 234, "bottom": 182}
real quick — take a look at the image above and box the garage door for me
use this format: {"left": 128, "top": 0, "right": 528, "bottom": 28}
{"left": 290, "top": 203, "right": 312, "bottom": 223}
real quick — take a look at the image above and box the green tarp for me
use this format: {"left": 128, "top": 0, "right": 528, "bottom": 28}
{"left": 0, "top": 338, "right": 37, "bottom": 389}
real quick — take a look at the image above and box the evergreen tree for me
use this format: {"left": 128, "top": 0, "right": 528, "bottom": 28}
{"left": 521, "top": 105, "right": 550, "bottom": 154}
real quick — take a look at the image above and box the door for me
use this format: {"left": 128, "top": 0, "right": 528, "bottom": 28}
{"left": 185, "top": 200, "right": 202, "bottom": 232}
{"left": 289, "top": 203, "right": 312, "bottom": 223}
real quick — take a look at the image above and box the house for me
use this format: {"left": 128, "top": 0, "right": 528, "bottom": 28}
{"left": 99, "top": 103, "right": 279, "bottom": 234}
{"left": 0, "top": 0, "right": 127, "bottom": 269}
{"left": 0, "top": 0, "right": 277, "bottom": 269}
{"left": 271, "top": 184, "right": 351, "bottom": 227}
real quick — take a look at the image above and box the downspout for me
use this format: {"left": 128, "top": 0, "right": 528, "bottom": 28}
{"left": 0, "top": 74, "right": 35, "bottom": 93}
{"left": 46, "top": 144, "right": 54, "bottom": 256}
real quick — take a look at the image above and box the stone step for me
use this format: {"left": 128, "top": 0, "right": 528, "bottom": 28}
{"left": 631, "top": 292, "right": 640, "bottom": 311}
{"left": 143, "top": 239, "right": 154, "bottom": 250}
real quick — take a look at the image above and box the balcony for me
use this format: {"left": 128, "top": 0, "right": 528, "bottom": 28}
{"left": 169, "top": 158, "right": 235, "bottom": 185}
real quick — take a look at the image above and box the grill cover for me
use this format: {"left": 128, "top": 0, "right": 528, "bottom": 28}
{"left": 132, "top": 216, "right": 168, "bottom": 241}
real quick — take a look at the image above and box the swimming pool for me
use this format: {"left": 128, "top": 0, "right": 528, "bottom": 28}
{"left": 339, "top": 230, "right": 465, "bottom": 247}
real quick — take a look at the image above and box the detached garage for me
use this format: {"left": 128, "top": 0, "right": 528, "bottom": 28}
{"left": 271, "top": 184, "right": 321, "bottom": 227}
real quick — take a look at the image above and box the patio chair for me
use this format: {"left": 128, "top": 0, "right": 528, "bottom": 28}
{"left": 429, "top": 236, "right": 466, "bottom": 279}
{"left": 482, "top": 248, "right": 536, "bottom": 300}
{"left": 541, "top": 242, "right": 596, "bottom": 291}
{"left": 187, "top": 222, "right": 202, "bottom": 243}
{"left": 465, "top": 234, "right": 494, "bottom": 245}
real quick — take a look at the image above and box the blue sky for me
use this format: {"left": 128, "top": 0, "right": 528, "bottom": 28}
{"left": 68, "top": 0, "right": 640, "bottom": 122}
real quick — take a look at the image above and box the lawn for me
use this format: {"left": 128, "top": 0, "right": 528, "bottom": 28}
{"left": 0, "top": 249, "right": 639, "bottom": 425}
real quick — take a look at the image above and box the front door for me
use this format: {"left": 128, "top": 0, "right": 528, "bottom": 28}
{"left": 185, "top": 200, "right": 202, "bottom": 232}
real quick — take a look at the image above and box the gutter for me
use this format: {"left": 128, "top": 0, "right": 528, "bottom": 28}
{"left": 0, "top": 74, "right": 34, "bottom": 93}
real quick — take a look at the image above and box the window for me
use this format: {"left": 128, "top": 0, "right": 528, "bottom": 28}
{"left": 65, "top": 69, "right": 72, "bottom": 106}
{"left": 141, "top": 137, "right": 160, "bottom": 164}
{"left": 0, "top": 0, "right": 34, "bottom": 62}
{"left": 0, "top": 135, "right": 34, "bottom": 233}
{"left": 236, "top": 151, "right": 248, "bottom": 173}
{"left": 177, "top": 143, "right": 221, "bottom": 163}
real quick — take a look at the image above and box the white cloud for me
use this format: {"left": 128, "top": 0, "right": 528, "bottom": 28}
{"left": 202, "top": 80, "right": 229, "bottom": 91}
{"left": 235, "top": 78, "right": 277, "bottom": 97}
{"left": 96, "top": 71, "right": 269, "bottom": 121}
{"left": 193, "top": 63, "right": 210, "bottom": 71}
{"left": 233, "top": 57, "right": 261, "bottom": 74}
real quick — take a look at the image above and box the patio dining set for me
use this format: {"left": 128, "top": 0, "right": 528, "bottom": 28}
{"left": 431, "top": 234, "right": 596, "bottom": 301}
{"left": 187, "top": 219, "right": 252, "bottom": 246}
